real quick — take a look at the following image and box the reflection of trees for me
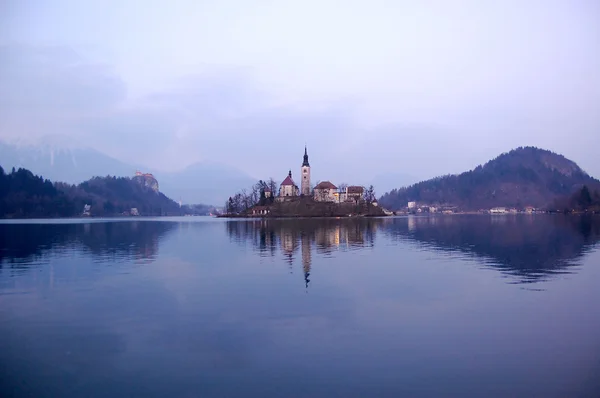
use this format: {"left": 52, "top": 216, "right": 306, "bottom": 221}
{"left": 225, "top": 218, "right": 383, "bottom": 286}
{"left": 382, "top": 215, "right": 600, "bottom": 283}
{"left": 0, "top": 221, "right": 176, "bottom": 269}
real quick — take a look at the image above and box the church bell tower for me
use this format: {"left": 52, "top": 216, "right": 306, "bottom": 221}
{"left": 301, "top": 146, "right": 311, "bottom": 196}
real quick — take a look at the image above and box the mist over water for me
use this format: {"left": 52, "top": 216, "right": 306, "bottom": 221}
{"left": 1, "top": 215, "right": 599, "bottom": 397}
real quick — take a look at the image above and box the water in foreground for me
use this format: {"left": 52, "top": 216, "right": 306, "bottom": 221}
{"left": 1, "top": 215, "right": 599, "bottom": 398}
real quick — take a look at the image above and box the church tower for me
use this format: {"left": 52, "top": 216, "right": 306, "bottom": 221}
{"left": 301, "top": 146, "right": 311, "bottom": 196}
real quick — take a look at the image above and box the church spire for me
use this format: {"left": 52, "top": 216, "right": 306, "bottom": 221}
{"left": 302, "top": 145, "right": 310, "bottom": 167}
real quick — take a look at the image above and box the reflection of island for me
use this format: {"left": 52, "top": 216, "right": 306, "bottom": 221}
{"left": 382, "top": 215, "right": 600, "bottom": 283}
{"left": 226, "top": 215, "right": 600, "bottom": 285}
{"left": 226, "top": 218, "right": 383, "bottom": 287}
{"left": 0, "top": 221, "right": 176, "bottom": 270}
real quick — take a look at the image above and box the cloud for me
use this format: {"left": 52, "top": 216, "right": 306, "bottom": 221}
{"left": 1, "top": 42, "right": 599, "bottom": 185}
{"left": 0, "top": 45, "right": 366, "bottom": 175}
{"left": 0, "top": 45, "right": 125, "bottom": 116}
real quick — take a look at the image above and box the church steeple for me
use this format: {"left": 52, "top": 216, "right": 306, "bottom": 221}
{"left": 300, "top": 145, "right": 311, "bottom": 196}
{"left": 302, "top": 145, "right": 310, "bottom": 167}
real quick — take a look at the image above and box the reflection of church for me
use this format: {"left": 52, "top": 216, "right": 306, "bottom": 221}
{"left": 301, "top": 233, "right": 311, "bottom": 288}
{"left": 280, "top": 228, "right": 299, "bottom": 272}
{"left": 242, "top": 220, "right": 381, "bottom": 288}
{"left": 277, "top": 228, "right": 313, "bottom": 288}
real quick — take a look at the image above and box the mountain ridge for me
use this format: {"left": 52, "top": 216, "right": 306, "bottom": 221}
{"left": 379, "top": 146, "right": 600, "bottom": 210}
{"left": 0, "top": 137, "right": 255, "bottom": 205}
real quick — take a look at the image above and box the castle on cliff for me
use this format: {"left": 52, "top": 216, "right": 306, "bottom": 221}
{"left": 133, "top": 171, "right": 160, "bottom": 193}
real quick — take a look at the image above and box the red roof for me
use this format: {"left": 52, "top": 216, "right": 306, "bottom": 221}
{"left": 347, "top": 186, "right": 364, "bottom": 194}
{"left": 281, "top": 175, "right": 296, "bottom": 186}
{"left": 315, "top": 181, "right": 337, "bottom": 189}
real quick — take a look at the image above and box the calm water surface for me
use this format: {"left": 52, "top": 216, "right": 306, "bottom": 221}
{"left": 1, "top": 215, "right": 599, "bottom": 398}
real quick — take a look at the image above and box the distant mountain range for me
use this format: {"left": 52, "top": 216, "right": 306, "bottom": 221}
{"left": 379, "top": 147, "right": 600, "bottom": 210}
{"left": 0, "top": 137, "right": 256, "bottom": 205}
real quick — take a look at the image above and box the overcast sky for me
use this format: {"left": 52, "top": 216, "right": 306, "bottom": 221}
{"left": 1, "top": 0, "right": 599, "bottom": 183}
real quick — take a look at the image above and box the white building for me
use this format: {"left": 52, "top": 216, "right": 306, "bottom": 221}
{"left": 408, "top": 201, "right": 417, "bottom": 209}
{"left": 279, "top": 170, "right": 299, "bottom": 197}
{"left": 346, "top": 186, "right": 364, "bottom": 203}
{"left": 314, "top": 181, "right": 338, "bottom": 202}
{"left": 251, "top": 206, "right": 270, "bottom": 216}
{"left": 490, "top": 207, "right": 507, "bottom": 214}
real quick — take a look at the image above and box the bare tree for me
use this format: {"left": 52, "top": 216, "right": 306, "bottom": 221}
{"left": 238, "top": 189, "right": 252, "bottom": 212}
{"left": 231, "top": 193, "right": 243, "bottom": 213}
{"left": 251, "top": 181, "right": 262, "bottom": 206}
{"left": 364, "top": 185, "right": 376, "bottom": 204}
{"left": 267, "top": 178, "right": 278, "bottom": 195}
{"left": 337, "top": 183, "right": 348, "bottom": 203}
{"left": 267, "top": 178, "right": 278, "bottom": 203}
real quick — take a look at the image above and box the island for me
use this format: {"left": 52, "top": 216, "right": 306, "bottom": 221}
{"left": 222, "top": 146, "right": 391, "bottom": 218}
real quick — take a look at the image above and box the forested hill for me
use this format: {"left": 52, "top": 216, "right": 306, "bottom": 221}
{"left": 379, "top": 147, "right": 600, "bottom": 210}
{"left": 0, "top": 166, "right": 182, "bottom": 218}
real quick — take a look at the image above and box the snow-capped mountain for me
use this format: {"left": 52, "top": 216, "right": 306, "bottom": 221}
{"left": 0, "top": 136, "right": 256, "bottom": 205}
{"left": 0, "top": 136, "right": 135, "bottom": 183}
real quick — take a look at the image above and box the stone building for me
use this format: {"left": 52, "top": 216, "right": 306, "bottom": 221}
{"left": 279, "top": 170, "right": 299, "bottom": 197}
{"left": 346, "top": 186, "right": 364, "bottom": 202}
{"left": 314, "top": 181, "right": 338, "bottom": 202}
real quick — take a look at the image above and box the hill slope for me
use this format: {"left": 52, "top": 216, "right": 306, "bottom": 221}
{"left": 0, "top": 166, "right": 182, "bottom": 218}
{"left": 379, "top": 147, "right": 600, "bottom": 210}
{"left": 59, "top": 176, "right": 182, "bottom": 216}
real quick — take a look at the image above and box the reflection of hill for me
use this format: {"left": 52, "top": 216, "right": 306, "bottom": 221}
{"left": 382, "top": 215, "right": 600, "bottom": 283}
{"left": 0, "top": 221, "right": 176, "bottom": 268}
{"left": 226, "top": 218, "right": 383, "bottom": 286}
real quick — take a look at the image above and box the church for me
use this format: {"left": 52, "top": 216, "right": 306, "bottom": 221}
{"left": 278, "top": 146, "right": 311, "bottom": 198}
{"left": 277, "top": 146, "right": 364, "bottom": 203}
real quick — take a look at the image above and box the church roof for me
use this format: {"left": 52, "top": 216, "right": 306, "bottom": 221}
{"left": 281, "top": 175, "right": 296, "bottom": 186}
{"left": 314, "top": 181, "right": 337, "bottom": 190}
{"left": 302, "top": 146, "right": 310, "bottom": 167}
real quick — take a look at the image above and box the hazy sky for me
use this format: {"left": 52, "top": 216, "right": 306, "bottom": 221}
{"left": 1, "top": 0, "right": 599, "bottom": 183}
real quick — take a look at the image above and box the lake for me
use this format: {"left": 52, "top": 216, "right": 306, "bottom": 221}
{"left": 1, "top": 215, "right": 599, "bottom": 398}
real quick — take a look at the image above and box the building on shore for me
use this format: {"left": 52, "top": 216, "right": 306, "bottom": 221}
{"left": 251, "top": 206, "right": 270, "bottom": 216}
{"left": 314, "top": 181, "right": 338, "bottom": 202}
{"left": 490, "top": 207, "right": 507, "bottom": 214}
{"left": 345, "top": 186, "right": 364, "bottom": 203}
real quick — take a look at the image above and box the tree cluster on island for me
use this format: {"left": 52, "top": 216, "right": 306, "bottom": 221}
{"left": 225, "top": 178, "right": 378, "bottom": 216}
{"left": 226, "top": 179, "right": 278, "bottom": 214}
